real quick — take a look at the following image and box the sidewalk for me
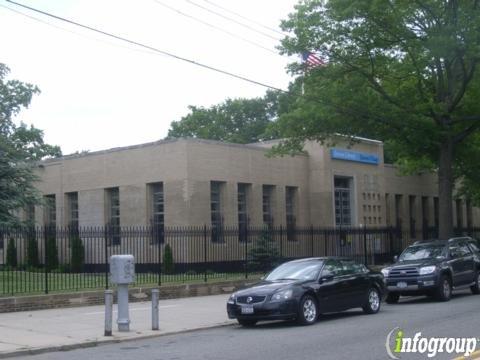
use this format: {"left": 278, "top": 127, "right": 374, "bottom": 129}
{"left": 0, "top": 294, "right": 235, "bottom": 358}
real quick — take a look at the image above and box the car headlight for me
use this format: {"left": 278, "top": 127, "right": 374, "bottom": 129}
{"left": 227, "top": 293, "right": 236, "bottom": 304}
{"left": 381, "top": 268, "right": 390, "bottom": 277}
{"left": 419, "top": 266, "right": 436, "bottom": 275}
{"left": 270, "top": 289, "right": 293, "bottom": 302}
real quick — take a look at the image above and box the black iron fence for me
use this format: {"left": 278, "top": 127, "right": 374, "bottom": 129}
{"left": 0, "top": 225, "right": 479, "bottom": 297}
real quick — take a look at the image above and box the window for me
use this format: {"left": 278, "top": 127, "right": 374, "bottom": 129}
{"left": 106, "top": 188, "right": 120, "bottom": 245}
{"left": 26, "top": 203, "right": 35, "bottom": 226}
{"left": 434, "top": 197, "right": 439, "bottom": 231}
{"left": 466, "top": 199, "right": 473, "bottom": 229}
{"left": 150, "top": 183, "right": 164, "bottom": 243}
{"left": 456, "top": 199, "right": 463, "bottom": 229}
{"left": 395, "top": 194, "right": 403, "bottom": 229}
{"left": 211, "top": 181, "right": 224, "bottom": 243}
{"left": 321, "top": 259, "right": 342, "bottom": 278}
{"left": 44, "top": 195, "right": 56, "bottom": 227}
{"left": 44, "top": 194, "right": 56, "bottom": 240}
{"left": 421, "top": 196, "right": 429, "bottom": 238}
{"left": 286, "top": 186, "right": 297, "bottom": 240}
{"left": 409, "top": 195, "right": 416, "bottom": 238}
{"left": 262, "top": 185, "right": 274, "bottom": 228}
{"left": 67, "top": 192, "right": 79, "bottom": 231}
{"left": 334, "top": 177, "right": 352, "bottom": 226}
{"left": 238, "top": 183, "right": 250, "bottom": 242}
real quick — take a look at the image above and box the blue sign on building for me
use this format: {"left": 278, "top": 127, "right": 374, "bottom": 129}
{"left": 330, "top": 148, "right": 379, "bottom": 165}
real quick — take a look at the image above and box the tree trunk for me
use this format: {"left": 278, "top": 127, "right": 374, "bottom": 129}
{"left": 438, "top": 139, "right": 454, "bottom": 240}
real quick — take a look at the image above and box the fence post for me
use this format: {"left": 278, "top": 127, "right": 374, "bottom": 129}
{"left": 310, "top": 225, "right": 314, "bottom": 257}
{"left": 203, "top": 225, "right": 208, "bottom": 283}
{"left": 44, "top": 226, "right": 48, "bottom": 295}
{"left": 363, "top": 225, "right": 368, "bottom": 265}
{"left": 151, "top": 288, "right": 159, "bottom": 331}
{"left": 104, "top": 226, "right": 109, "bottom": 290}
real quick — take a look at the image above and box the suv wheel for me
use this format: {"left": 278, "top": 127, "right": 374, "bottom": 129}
{"left": 386, "top": 293, "right": 400, "bottom": 304}
{"left": 471, "top": 272, "right": 480, "bottom": 295}
{"left": 363, "top": 288, "right": 381, "bottom": 314}
{"left": 435, "top": 275, "right": 452, "bottom": 302}
{"left": 297, "top": 295, "right": 318, "bottom": 325}
{"left": 237, "top": 319, "right": 257, "bottom": 327}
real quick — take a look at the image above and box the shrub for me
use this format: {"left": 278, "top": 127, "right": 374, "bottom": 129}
{"left": 70, "top": 237, "right": 85, "bottom": 273}
{"left": 6, "top": 238, "right": 17, "bottom": 268}
{"left": 248, "top": 230, "right": 280, "bottom": 272}
{"left": 26, "top": 233, "right": 39, "bottom": 268}
{"left": 46, "top": 237, "right": 59, "bottom": 271}
{"left": 163, "top": 243, "right": 174, "bottom": 275}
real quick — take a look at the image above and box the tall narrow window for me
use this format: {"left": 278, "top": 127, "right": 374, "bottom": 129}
{"left": 409, "top": 195, "right": 416, "bottom": 238}
{"left": 211, "top": 181, "right": 224, "bottom": 243}
{"left": 67, "top": 192, "right": 79, "bottom": 232}
{"left": 434, "top": 197, "right": 439, "bottom": 234}
{"left": 421, "top": 196, "right": 429, "bottom": 238}
{"left": 106, "top": 188, "right": 120, "bottom": 245}
{"left": 456, "top": 199, "right": 463, "bottom": 229}
{"left": 44, "top": 194, "right": 56, "bottom": 240}
{"left": 395, "top": 194, "right": 403, "bottom": 229}
{"left": 286, "top": 186, "right": 297, "bottom": 240}
{"left": 44, "top": 195, "right": 56, "bottom": 227}
{"left": 466, "top": 199, "right": 473, "bottom": 230}
{"left": 385, "top": 193, "right": 390, "bottom": 226}
{"left": 26, "top": 203, "right": 35, "bottom": 226}
{"left": 237, "top": 184, "right": 250, "bottom": 242}
{"left": 334, "top": 177, "right": 352, "bottom": 226}
{"left": 262, "top": 185, "right": 275, "bottom": 229}
{"left": 150, "top": 182, "right": 164, "bottom": 243}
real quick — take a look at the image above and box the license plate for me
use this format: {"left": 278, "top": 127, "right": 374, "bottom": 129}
{"left": 241, "top": 306, "right": 254, "bottom": 315}
{"left": 397, "top": 282, "right": 408, "bottom": 289}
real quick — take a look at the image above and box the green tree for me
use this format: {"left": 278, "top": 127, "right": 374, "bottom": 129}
{"left": 70, "top": 237, "right": 85, "bottom": 273}
{"left": 277, "top": 0, "right": 480, "bottom": 239}
{"left": 0, "top": 64, "right": 61, "bottom": 226}
{"left": 248, "top": 230, "right": 281, "bottom": 272}
{"left": 45, "top": 236, "right": 59, "bottom": 271}
{"left": 26, "top": 231, "right": 39, "bottom": 268}
{"left": 6, "top": 237, "right": 17, "bottom": 268}
{"left": 162, "top": 243, "right": 174, "bottom": 275}
{"left": 167, "top": 91, "right": 289, "bottom": 144}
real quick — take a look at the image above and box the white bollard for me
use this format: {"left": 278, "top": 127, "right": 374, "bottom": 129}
{"left": 152, "top": 289, "right": 159, "bottom": 330}
{"left": 104, "top": 290, "right": 113, "bottom": 336}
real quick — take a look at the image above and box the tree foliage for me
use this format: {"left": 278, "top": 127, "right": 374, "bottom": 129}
{"left": 70, "top": 237, "right": 85, "bottom": 273}
{"left": 276, "top": 0, "right": 480, "bottom": 238}
{"left": 167, "top": 90, "right": 294, "bottom": 144}
{"left": 162, "top": 243, "right": 174, "bottom": 275}
{"left": 0, "top": 64, "right": 61, "bottom": 226}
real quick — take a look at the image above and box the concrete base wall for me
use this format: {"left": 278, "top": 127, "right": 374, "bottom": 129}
{"left": 0, "top": 279, "right": 257, "bottom": 313}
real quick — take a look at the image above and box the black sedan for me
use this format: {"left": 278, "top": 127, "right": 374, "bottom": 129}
{"left": 227, "top": 257, "right": 385, "bottom": 326}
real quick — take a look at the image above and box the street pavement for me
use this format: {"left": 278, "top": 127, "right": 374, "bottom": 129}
{"left": 8, "top": 289, "right": 480, "bottom": 360}
{"left": 0, "top": 294, "right": 235, "bottom": 358}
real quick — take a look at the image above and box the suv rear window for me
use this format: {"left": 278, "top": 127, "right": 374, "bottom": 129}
{"left": 399, "top": 245, "right": 445, "bottom": 261}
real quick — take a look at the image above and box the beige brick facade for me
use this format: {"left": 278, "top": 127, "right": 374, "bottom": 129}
{"left": 30, "top": 137, "right": 479, "bottom": 232}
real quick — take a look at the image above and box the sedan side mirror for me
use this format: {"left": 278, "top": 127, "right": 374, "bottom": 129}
{"left": 393, "top": 255, "right": 398, "bottom": 263}
{"left": 319, "top": 274, "right": 334, "bottom": 283}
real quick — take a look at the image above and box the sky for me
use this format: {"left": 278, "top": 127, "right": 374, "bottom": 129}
{"left": 0, "top": 0, "right": 299, "bottom": 155}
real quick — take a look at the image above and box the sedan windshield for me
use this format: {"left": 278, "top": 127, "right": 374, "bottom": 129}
{"left": 265, "top": 261, "right": 323, "bottom": 281}
{"left": 399, "top": 245, "right": 445, "bottom": 261}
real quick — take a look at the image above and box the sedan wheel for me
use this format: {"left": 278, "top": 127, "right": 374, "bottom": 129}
{"left": 471, "top": 272, "right": 480, "bottom": 295}
{"left": 363, "top": 288, "right": 381, "bottom": 314}
{"left": 297, "top": 295, "right": 318, "bottom": 325}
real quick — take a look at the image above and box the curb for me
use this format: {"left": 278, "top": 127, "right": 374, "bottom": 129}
{"left": 0, "top": 322, "right": 234, "bottom": 359}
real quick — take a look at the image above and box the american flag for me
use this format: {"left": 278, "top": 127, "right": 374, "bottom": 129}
{"left": 302, "top": 51, "right": 325, "bottom": 68}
